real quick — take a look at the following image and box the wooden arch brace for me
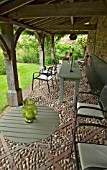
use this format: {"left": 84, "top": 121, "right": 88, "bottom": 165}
{"left": 0, "top": 23, "right": 23, "bottom": 107}
{"left": 37, "top": 32, "right": 45, "bottom": 70}
{"left": 14, "top": 27, "right": 25, "bottom": 48}
{"left": 0, "top": 34, "right": 11, "bottom": 60}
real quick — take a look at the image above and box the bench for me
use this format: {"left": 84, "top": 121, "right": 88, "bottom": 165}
{"left": 84, "top": 54, "right": 107, "bottom": 96}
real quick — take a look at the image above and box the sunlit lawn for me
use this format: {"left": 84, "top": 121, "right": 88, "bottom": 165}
{"left": 0, "top": 63, "right": 39, "bottom": 112}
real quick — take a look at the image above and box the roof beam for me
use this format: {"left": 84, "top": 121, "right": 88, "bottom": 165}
{"left": 69, "top": 0, "right": 74, "bottom": 27}
{"left": 47, "top": 24, "right": 96, "bottom": 30}
{"left": 53, "top": 31, "right": 88, "bottom": 34}
{"left": 0, "top": 0, "right": 34, "bottom": 15}
{"left": 74, "top": 17, "right": 91, "bottom": 25}
{"left": 0, "top": 1, "right": 7, "bottom": 5}
{"left": 33, "top": 17, "right": 59, "bottom": 27}
{"left": 36, "top": 18, "right": 69, "bottom": 29}
{"left": 7, "top": 1, "right": 107, "bottom": 18}
{"left": 0, "top": 16, "right": 51, "bottom": 35}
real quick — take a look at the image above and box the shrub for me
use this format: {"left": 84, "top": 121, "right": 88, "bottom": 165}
{"left": 17, "top": 49, "right": 39, "bottom": 63}
{"left": 55, "top": 43, "right": 70, "bottom": 56}
{"left": 16, "top": 34, "right": 39, "bottom": 63}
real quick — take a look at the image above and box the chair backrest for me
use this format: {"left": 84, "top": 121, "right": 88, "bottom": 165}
{"left": 52, "top": 60, "right": 57, "bottom": 70}
{"left": 39, "top": 68, "right": 44, "bottom": 74}
{"left": 47, "top": 66, "right": 53, "bottom": 76}
{"left": 99, "top": 85, "right": 107, "bottom": 111}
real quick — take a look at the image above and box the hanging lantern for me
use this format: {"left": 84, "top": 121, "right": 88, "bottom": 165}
{"left": 69, "top": 34, "right": 77, "bottom": 40}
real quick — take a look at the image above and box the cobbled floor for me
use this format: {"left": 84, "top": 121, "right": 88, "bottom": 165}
{"left": 0, "top": 64, "right": 105, "bottom": 170}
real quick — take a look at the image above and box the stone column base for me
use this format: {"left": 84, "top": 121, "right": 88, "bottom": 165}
{"left": 6, "top": 88, "right": 23, "bottom": 106}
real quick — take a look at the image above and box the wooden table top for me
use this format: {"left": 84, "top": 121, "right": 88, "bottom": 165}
{"left": 0, "top": 105, "right": 59, "bottom": 144}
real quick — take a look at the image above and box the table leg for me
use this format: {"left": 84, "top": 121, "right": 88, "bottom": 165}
{"left": 59, "top": 78, "right": 64, "bottom": 104}
{"left": 73, "top": 80, "right": 80, "bottom": 104}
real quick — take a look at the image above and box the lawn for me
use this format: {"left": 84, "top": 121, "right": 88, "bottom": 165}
{"left": 0, "top": 63, "right": 39, "bottom": 112}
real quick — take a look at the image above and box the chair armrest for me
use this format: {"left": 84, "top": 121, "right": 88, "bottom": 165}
{"left": 41, "top": 66, "right": 53, "bottom": 76}
{"left": 40, "top": 71, "right": 51, "bottom": 77}
{"left": 33, "top": 71, "right": 39, "bottom": 75}
{"left": 33, "top": 72, "right": 39, "bottom": 78}
{"left": 40, "top": 72, "right": 52, "bottom": 77}
{"left": 33, "top": 68, "right": 49, "bottom": 78}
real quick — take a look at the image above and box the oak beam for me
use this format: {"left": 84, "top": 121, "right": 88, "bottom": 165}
{"left": 14, "top": 27, "right": 25, "bottom": 47}
{"left": 0, "top": 23, "right": 23, "bottom": 106}
{"left": 0, "top": 1, "right": 7, "bottom": 5}
{"left": 53, "top": 31, "right": 88, "bottom": 34}
{"left": 50, "top": 35, "right": 54, "bottom": 60}
{"left": 0, "top": 35, "right": 10, "bottom": 60}
{"left": 36, "top": 18, "right": 70, "bottom": 29}
{"left": 69, "top": 0, "right": 74, "bottom": 27}
{"left": 0, "top": 0, "right": 34, "bottom": 15}
{"left": 0, "top": 16, "right": 51, "bottom": 35}
{"left": 46, "top": 24, "right": 96, "bottom": 30}
{"left": 7, "top": 2, "right": 107, "bottom": 18}
{"left": 37, "top": 33, "right": 45, "bottom": 70}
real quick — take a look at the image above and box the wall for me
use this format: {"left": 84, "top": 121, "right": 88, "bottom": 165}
{"left": 88, "top": 16, "right": 107, "bottom": 63}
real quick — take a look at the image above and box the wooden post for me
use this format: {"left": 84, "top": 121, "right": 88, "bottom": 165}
{"left": 37, "top": 33, "right": 45, "bottom": 70}
{"left": 0, "top": 23, "right": 23, "bottom": 106}
{"left": 50, "top": 35, "right": 55, "bottom": 61}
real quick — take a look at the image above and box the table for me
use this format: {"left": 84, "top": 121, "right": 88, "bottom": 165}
{"left": 0, "top": 105, "right": 59, "bottom": 146}
{"left": 58, "top": 61, "right": 82, "bottom": 104}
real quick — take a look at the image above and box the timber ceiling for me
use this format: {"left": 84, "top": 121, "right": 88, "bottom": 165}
{"left": 0, "top": 0, "right": 107, "bottom": 35}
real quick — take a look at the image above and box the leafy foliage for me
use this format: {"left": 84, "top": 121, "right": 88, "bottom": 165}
{"left": 55, "top": 34, "right": 65, "bottom": 42}
{"left": 16, "top": 34, "right": 39, "bottom": 63}
{"left": 0, "top": 49, "right": 6, "bottom": 75}
{"left": 73, "top": 35, "right": 87, "bottom": 58}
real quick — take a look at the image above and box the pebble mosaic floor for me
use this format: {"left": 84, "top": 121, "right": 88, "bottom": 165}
{"left": 0, "top": 65, "right": 105, "bottom": 170}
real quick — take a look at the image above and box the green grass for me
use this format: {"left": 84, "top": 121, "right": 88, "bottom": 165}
{"left": 17, "top": 63, "right": 39, "bottom": 89}
{"left": 0, "top": 75, "right": 8, "bottom": 111}
{"left": 0, "top": 63, "right": 39, "bottom": 112}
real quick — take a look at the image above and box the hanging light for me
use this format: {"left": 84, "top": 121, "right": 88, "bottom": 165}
{"left": 69, "top": 34, "right": 77, "bottom": 40}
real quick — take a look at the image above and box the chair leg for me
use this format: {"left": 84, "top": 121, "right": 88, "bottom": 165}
{"left": 55, "top": 75, "right": 57, "bottom": 84}
{"left": 69, "top": 142, "right": 74, "bottom": 160}
{"left": 32, "top": 78, "right": 34, "bottom": 90}
{"left": 52, "top": 78, "right": 54, "bottom": 89}
{"left": 39, "top": 80, "right": 41, "bottom": 87}
{"left": 47, "top": 81, "right": 50, "bottom": 93}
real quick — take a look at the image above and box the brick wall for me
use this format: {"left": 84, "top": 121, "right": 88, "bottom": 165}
{"left": 88, "top": 16, "right": 107, "bottom": 63}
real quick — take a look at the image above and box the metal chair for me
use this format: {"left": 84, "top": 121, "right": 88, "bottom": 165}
{"left": 75, "top": 85, "right": 107, "bottom": 121}
{"left": 45, "top": 63, "right": 57, "bottom": 76}
{"left": 42, "top": 63, "right": 57, "bottom": 84}
{"left": 32, "top": 66, "right": 54, "bottom": 93}
{"left": 70, "top": 85, "right": 107, "bottom": 160}
{"left": 73, "top": 123, "right": 107, "bottom": 170}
